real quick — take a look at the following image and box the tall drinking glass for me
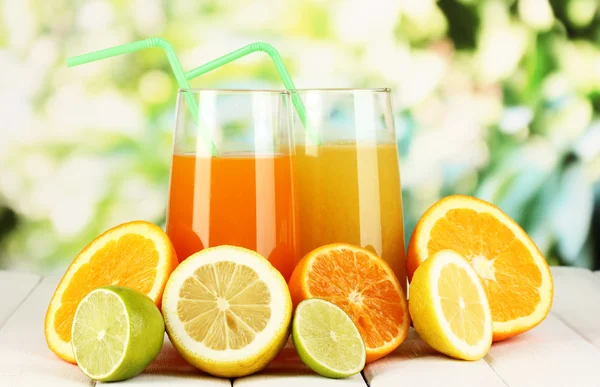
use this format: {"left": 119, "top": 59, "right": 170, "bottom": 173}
{"left": 292, "top": 89, "right": 407, "bottom": 291}
{"left": 166, "top": 89, "right": 299, "bottom": 281}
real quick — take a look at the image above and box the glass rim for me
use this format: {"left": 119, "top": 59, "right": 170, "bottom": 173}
{"left": 291, "top": 87, "right": 391, "bottom": 93}
{"left": 178, "top": 87, "right": 391, "bottom": 94}
{"left": 178, "top": 88, "right": 289, "bottom": 95}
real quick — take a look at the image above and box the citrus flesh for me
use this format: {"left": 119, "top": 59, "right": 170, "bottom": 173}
{"left": 161, "top": 246, "right": 292, "bottom": 378}
{"left": 71, "top": 286, "right": 165, "bottom": 381}
{"left": 45, "top": 221, "right": 177, "bottom": 362}
{"left": 409, "top": 250, "right": 493, "bottom": 360}
{"left": 407, "top": 195, "right": 553, "bottom": 341}
{"left": 288, "top": 243, "right": 410, "bottom": 363}
{"left": 292, "top": 298, "right": 366, "bottom": 378}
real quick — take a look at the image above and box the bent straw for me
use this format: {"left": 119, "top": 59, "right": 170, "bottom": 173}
{"left": 185, "top": 42, "right": 321, "bottom": 146}
{"left": 67, "top": 37, "right": 218, "bottom": 156}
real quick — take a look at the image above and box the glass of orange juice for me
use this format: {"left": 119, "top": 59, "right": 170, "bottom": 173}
{"left": 166, "top": 89, "right": 299, "bottom": 281}
{"left": 292, "top": 89, "right": 407, "bottom": 291}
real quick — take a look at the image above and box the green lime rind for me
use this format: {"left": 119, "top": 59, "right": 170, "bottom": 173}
{"left": 292, "top": 298, "right": 366, "bottom": 379}
{"left": 71, "top": 286, "right": 165, "bottom": 382}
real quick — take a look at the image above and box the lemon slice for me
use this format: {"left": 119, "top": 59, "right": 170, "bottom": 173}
{"left": 161, "top": 246, "right": 292, "bottom": 377}
{"left": 409, "top": 249, "right": 493, "bottom": 360}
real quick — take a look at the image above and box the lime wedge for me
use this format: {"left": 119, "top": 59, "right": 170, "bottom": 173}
{"left": 71, "top": 286, "right": 165, "bottom": 382}
{"left": 292, "top": 298, "right": 366, "bottom": 378}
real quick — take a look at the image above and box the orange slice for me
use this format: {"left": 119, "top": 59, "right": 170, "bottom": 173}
{"left": 45, "top": 221, "right": 178, "bottom": 363}
{"left": 288, "top": 243, "right": 410, "bottom": 363}
{"left": 406, "top": 195, "right": 553, "bottom": 341}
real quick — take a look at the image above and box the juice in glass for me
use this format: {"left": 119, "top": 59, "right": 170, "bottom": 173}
{"left": 166, "top": 90, "right": 299, "bottom": 280}
{"left": 167, "top": 153, "right": 298, "bottom": 280}
{"left": 293, "top": 89, "right": 407, "bottom": 291}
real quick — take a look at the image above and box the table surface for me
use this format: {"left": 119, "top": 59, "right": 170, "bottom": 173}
{"left": 1, "top": 267, "right": 600, "bottom": 387}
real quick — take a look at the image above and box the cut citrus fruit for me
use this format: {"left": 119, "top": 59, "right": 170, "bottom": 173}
{"left": 292, "top": 298, "right": 366, "bottom": 378}
{"left": 288, "top": 243, "right": 410, "bottom": 363}
{"left": 409, "top": 250, "right": 493, "bottom": 360}
{"left": 72, "top": 286, "right": 164, "bottom": 381}
{"left": 161, "top": 246, "right": 292, "bottom": 378}
{"left": 406, "top": 195, "right": 553, "bottom": 341}
{"left": 45, "top": 221, "right": 178, "bottom": 363}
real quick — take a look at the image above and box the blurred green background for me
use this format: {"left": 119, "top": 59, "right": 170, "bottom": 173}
{"left": 0, "top": 0, "right": 599, "bottom": 273}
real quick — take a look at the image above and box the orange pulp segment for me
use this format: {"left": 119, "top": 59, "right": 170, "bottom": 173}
{"left": 406, "top": 195, "right": 553, "bottom": 341}
{"left": 45, "top": 221, "right": 177, "bottom": 363}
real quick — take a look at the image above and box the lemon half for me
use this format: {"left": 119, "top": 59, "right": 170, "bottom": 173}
{"left": 409, "top": 249, "right": 493, "bottom": 360}
{"left": 162, "top": 246, "right": 292, "bottom": 377}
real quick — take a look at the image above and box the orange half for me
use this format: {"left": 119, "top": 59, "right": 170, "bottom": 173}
{"left": 289, "top": 243, "right": 410, "bottom": 363}
{"left": 407, "top": 195, "right": 553, "bottom": 341}
{"left": 45, "top": 221, "right": 178, "bottom": 363}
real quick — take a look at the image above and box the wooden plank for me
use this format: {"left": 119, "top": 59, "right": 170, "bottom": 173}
{"left": 234, "top": 339, "right": 366, "bottom": 387}
{"left": 0, "top": 275, "right": 93, "bottom": 386}
{"left": 550, "top": 267, "right": 600, "bottom": 349}
{"left": 0, "top": 271, "right": 41, "bottom": 329}
{"left": 102, "top": 372, "right": 229, "bottom": 386}
{"left": 485, "top": 314, "right": 600, "bottom": 387}
{"left": 364, "top": 330, "right": 506, "bottom": 387}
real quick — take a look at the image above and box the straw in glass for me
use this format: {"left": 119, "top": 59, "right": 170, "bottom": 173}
{"left": 184, "top": 42, "right": 320, "bottom": 146}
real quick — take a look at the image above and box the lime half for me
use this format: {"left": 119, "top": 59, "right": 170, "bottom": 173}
{"left": 292, "top": 298, "right": 366, "bottom": 378}
{"left": 71, "top": 286, "right": 165, "bottom": 382}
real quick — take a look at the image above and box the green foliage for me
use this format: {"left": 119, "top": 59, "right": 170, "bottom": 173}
{"left": 0, "top": 0, "right": 599, "bottom": 272}
{"left": 438, "top": 0, "right": 480, "bottom": 49}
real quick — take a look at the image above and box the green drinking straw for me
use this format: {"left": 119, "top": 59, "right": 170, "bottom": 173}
{"left": 184, "top": 42, "right": 321, "bottom": 146}
{"left": 66, "top": 37, "right": 218, "bottom": 156}
{"left": 67, "top": 38, "right": 322, "bottom": 153}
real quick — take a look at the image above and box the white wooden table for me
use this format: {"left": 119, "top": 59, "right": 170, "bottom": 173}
{"left": 1, "top": 267, "right": 600, "bottom": 387}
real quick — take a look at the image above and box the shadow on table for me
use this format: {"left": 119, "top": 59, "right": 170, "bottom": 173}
{"left": 140, "top": 336, "right": 317, "bottom": 381}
